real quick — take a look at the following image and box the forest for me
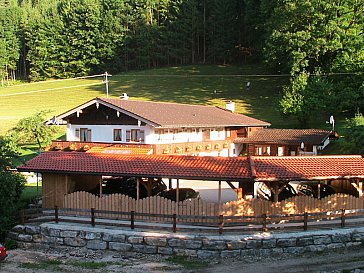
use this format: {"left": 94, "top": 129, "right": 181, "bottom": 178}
{"left": 0, "top": 0, "right": 363, "bottom": 124}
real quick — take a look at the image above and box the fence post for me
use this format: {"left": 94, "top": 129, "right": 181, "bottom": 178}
{"left": 219, "top": 215, "right": 224, "bottom": 235}
{"left": 303, "top": 212, "right": 308, "bottom": 231}
{"left": 341, "top": 209, "right": 345, "bottom": 228}
{"left": 91, "top": 208, "right": 95, "bottom": 227}
{"left": 172, "top": 214, "right": 177, "bottom": 233}
{"left": 262, "top": 213, "right": 267, "bottom": 232}
{"left": 55, "top": 206, "right": 59, "bottom": 224}
{"left": 131, "top": 211, "right": 135, "bottom": 230}
{"left": 19, "top": 209, "right": 25, "bottom": 225}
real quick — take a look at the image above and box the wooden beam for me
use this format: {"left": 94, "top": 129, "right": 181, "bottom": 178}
{"left": 99, "top": 178, "right": 103, "bottom": 198}
{"left": 226, "top": 181, "right": 236, "bottom": 190}
{"left": 218, "top": 180, "right": 222, "bottom": 214}
{"left": 137, "top": 178, "right": 140, "bottom": 200}
{"left": 176, "top": 179, "right": 179, "bottom": 215}
{"left": 264, "top": 181, "right": 289, "bottom": 203}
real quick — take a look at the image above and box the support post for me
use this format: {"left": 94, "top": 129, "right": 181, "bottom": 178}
{"left": 91, "top": 208, "right": 95, "bottom": 227}
{"left": 218, "top": 181, "right": 222, "bottom": 214}
{"left": 303, "top": 212, "right": 308, "bottom": 231}
{"left": 99, "top": 178, "right": 103, "bottom": 198}
{"left": 262, "top": 213, "right": 267, "bottom": 232}
{"left": 131, "top": 211, "right": 135, "bottom": 229}
{"left": 176, "top": 179, "right": 179, "bottom": 215}
{"left": 172, "top": 214, "right": 177, "bottom": 233}
{"left": 341, "top": 209, "right": 345, "bottom": 228}
{"left": 219, "top": 214, "right": 224, "bottom": 235}
{"left": 317, "top": 183, "right": 321, "bottom": 199}
{"left": 169, "top": 178, "right": 172, "bottom": 189}
{"left": 55, "top": 206, "right": 59, "bottom": 224}
{"left": 136, "top": 178, "right": 140, "bottom": 200}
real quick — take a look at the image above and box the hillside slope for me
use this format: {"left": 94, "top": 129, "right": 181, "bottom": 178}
{"left": 0, "top": 64, "right": 304, "bottom": 135}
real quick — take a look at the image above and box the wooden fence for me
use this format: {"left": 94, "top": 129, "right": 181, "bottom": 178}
{"left": 63, "top": 192, "right": 364, "bottom": 219}
{"left": 223, "top": 194, "right": 364, "bottom": 216}
{"left": 63, "top": 191, "right": 218, "bottom": 222}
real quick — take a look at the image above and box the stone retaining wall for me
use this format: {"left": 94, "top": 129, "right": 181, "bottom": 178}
{"left": 8, "top": 223, "right": 364, "bottom": 259}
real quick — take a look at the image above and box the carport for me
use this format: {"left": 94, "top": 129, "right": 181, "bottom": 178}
{"left": 17, "top": 153, "right": 364, "bottom": 210}
{"left": 17, "top": 151, "right": 253, "bottom": 211}
{"left": 251, "top": 155, "right": 364, "bottom": 202}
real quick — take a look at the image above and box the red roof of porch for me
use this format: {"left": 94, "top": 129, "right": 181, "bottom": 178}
{"left": 17, "top": 153, "right": 364, "bottom": 182}
{"left": 17, "top": 152, "right": 251, "bottom": 181}
{"left": 252, "top": 155, "right": 364, "bottom": 181}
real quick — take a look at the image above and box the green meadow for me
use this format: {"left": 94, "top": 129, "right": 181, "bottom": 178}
{"left": 0, "top": 64, "right": 337, "bottom": 136}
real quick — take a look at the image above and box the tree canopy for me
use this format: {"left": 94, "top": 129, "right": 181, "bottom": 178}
{"left": 0, "top": 0, "right": 363, "bottom": 126}
{"left": 264, "top": 0, "right": 364, "bottom": 125}
{"left": 11, "top": 110, "right": 59, "bottom": 149}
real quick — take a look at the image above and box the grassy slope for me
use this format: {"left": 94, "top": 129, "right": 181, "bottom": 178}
{"left": 0, "top": 64, "right": 338, "bottom": 136}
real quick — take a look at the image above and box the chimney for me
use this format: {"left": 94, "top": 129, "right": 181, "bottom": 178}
{"left": 225, "top": 101, "right": 235, "bottom": 112}
{"left": 120, "top": 93, "right": 129, "bottom": 100}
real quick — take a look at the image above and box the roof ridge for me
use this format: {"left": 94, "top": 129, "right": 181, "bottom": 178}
{"left": 99, "top": 97, "right": 215, "bottom": 108}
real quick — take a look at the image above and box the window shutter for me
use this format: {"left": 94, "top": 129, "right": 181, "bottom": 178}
{"left": 140, "top": 130, "right": 145, "bottom": 142}
{"left": 126, "top": 130, "right": 131, "bottom": 142}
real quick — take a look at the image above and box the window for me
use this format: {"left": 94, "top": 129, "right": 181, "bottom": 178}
{"left": 255, "top": 146, "right": 271, "bottom": 156}
{"left": 226, "top": 129, "right": 231, "bottom": 138}
{"left": 113, "top": 129, "right": 122, "bottom": 141}
{"left": 126, "top": 129, "right": 145, "bottom": 142}
{"left": 76, "top": 128, "right": 91, "bottom": 142}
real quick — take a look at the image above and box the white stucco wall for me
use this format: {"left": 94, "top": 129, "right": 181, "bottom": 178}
{"left": 67, "top": 124, "right": 152, "bottom": 143}
{"left": 67, "top": 125, "right": 229, "bottom": 145}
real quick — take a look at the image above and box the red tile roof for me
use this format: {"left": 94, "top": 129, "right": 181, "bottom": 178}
{"left": 56, "top": 97, "right": 270, "bottom": 128}
{"left": 17, "top": 152, "right": 251, "bottom": 181}
{"left": 17, "top": 152, "right": 364, "bottom": 182}
{"left": 234, "top": 129, "right": 332, "bottom": 145}
{"left": 99, "top": 98, "right": 270, "bottom": 127}
{"left": 252, "top": 155, "right": 364, "bottom": 181}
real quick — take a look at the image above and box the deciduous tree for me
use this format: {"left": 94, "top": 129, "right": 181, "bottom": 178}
{"left": 11, "top": 110, "right": 58, "bottom": 149}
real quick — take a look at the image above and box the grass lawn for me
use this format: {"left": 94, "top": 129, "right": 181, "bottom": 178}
{"left": 0, "top": 64, "right": 299, "bottom": 136}
{"left": 18, "top": 181, "right": 42, "bottom": 209}
{"left": 0, "top": 63, "right": 346, "bottom": 149}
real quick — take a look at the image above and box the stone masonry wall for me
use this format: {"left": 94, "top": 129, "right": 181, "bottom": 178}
{"left": 7, "top": 223, "right": 364, "bottom": 259}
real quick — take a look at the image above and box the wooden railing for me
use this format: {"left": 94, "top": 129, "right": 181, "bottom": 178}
{"left": 19, "top": 207, "right": 364, "bottom": 234}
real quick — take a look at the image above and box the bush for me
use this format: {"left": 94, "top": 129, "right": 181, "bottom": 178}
{"left": 0, "top": 171, "right": 25, "bottom": 240}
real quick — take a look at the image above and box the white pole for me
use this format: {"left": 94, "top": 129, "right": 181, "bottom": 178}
{"left": 105, "top": 72, "right": 109, "bottom": 97}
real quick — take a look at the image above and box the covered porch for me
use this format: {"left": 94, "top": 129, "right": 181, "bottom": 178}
{"left": 17, "top": 153, "right": 364, "bottom": 219}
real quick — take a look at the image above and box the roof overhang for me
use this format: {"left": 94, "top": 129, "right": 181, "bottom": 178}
{"left": 17, "top": 152, "right": 252, "bottom": 182}
{"left": 47, "top": 98, "right": 160, "bottom": 127}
